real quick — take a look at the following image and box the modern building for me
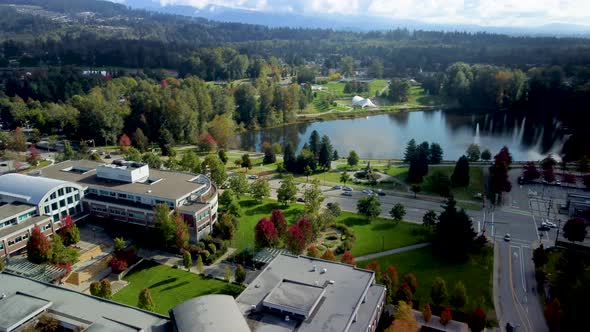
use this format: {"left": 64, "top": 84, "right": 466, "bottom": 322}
{"left": 0, "top": 159, "right": 218, "bottom": 257}
{"left": 352, "top": 95, "right": 376, "bottom": 108}
{"left": 0, "top": 174, "right": 85, "bottom": 257}
{"left": 236, "top": 253, "right": 386, "bottom": 332}
{"left": 169, "top": 295, "right": 250, "bottom": 332}
{"left": 563, "top": 193, "right": 590, "bottom": 218}
{"left": 0, "top": 272, "right": 170, "bottom": 332}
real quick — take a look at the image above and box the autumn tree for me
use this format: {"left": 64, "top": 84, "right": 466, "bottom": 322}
{"left": 423, "top": 304, "right": 433, "bottom": 323}
{"left": 27, "top": 146, "right": 41, "bottom": 166}
{"left": 383, "top": 265, "right": 399, "bottom": 303}
{"left": 254, "top": 218, "right": 278, "bottom": 248}
{"left": 8, "top": 127, "right": 27, "bottom": 151}
{"left": 198, "top": 132, "right": 217, "bottom": 151}
{"left": 27, "top": 225, "right": 51, "bottom": 263}
{"left": 306, "top": 245, "right": 319, "bottom": 258}
{"left": 119, "top": 134, "right": 131, "bottom": 151}
{"left": 59, "top": 215, "right": 80, "bottom": 246}
{"left": 395, "top": 283, "right": 413, "bottom": 304}
{"left": 403, "top": 273, "right": 418, "bottom": 294}
{"left": 469, "top": 307, "right": 487, "bottom": 332}
{"left": 321, "top": 249, "right": 336, "bottom": 261}
{"left": 340, "top": 251, "right": 355, "bottom": 265}
{"left": 365, "top": 261, "right": 382, "bottom": 282}
{"left": 269, "top": 210, "right": 287, "bottom": 239}
{"left": 489, "top": 146, "right": 512, "bottom": 202}
{"left": 286, "top": 224, "right": 306, "bottom": 254}
{"left": 440, "top": 307, "right": 453, "bottom": 326}
{"left": 297, "top": 218, "right": 314, "bottom": 245}
{"left": 545, "top": 298, "right": 562, "bottom": 331}
{"left": 154, "top": 204, "right": 174, "bottom": 248}
{"left": 208, "top": 114, "right": 236, "bottom": 148}
{"left": 522, "top": 162, "right": 541, "bottom": 182}
{"left": 390, "top": 301, "right": 418, "bottom": 332}
{"left": 138, "top": 288, "right": 156, "bottom": 311}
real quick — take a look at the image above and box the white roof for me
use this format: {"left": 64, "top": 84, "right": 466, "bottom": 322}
{"left": 0, "top": 173, "right": 79, "bottom": 205}
{"left": 352, "top": 96, "right": 376, "bottom": 108}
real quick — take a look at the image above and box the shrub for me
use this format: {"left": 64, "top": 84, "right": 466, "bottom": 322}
{"left": 235, "top": 265, "right": 246, "bottom": 284}
{"left": 208, "top": 243, "right": 217, "bottom": 255}
{"left": 440, "top": 307, "right": 452, "bottom": 326}
{"left": 468, "top": 307, "right": 486, "bottom": 332}
{"left": 321, "top": 249, "right": 336, "bottom": 261}
{"left": 422, "top": 304, "right": 433, "bottom": 323}
{"left": 109, "top": 256, "right": 128, "bottom": 273}
{"left": 138, "top": 288, "right": 156, "bottom": 311}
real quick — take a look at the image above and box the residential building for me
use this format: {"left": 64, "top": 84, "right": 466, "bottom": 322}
{"left": 0, "top": 272, "right": 170, "bottom": 332}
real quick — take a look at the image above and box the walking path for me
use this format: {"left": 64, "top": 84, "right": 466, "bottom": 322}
{"left": 355, "top": 242, "right": 431, "bottom": 262}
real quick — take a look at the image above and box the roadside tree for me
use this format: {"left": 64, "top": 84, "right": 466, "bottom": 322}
{"left": 229, "top": 173, "right": 249, "bottom": 198}
{"left": 357, "top": 195, "right": 381, "bottom": 220}
{"left": 389, "top": 203, "right": 406, "bottom": 221}
{"left": 250, "top": 179, "right": 270, "bottom": 201}
{"left": 563, "top": 218, "right": 588, "bottom": 243}
{"left": 466, "top": 144, "right": 481, "bottom": 162}
{"left": 347, "top": 150, "right": 360, "bottom": 167}
{"left": 451, "top": 156, "right": 470, "bottom": 187}
{"left": 277, "top": 174, "right": 297, "bottom": 204}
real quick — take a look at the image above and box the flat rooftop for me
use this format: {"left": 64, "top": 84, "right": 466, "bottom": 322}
{"left": 237, "top": 254, "right": 378, "bottom": 332}
{"left": 0, "top": 202, "right": 35, "bottom": 221}
{"left": 263, "top": 279, "right": 325, "bottom": 318}
{"left": 40, "top": 160, "right": 207, "bottom": 201}
{"left": 0, "top": 273, "right": 170, "bottom": 332}
{"left": 0, "top": 293, "right": 52, "bottom": 332}
{"left": 0, "top": 215, "right": 50, "bottom": 239}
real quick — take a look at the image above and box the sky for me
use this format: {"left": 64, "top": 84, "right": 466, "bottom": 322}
{"left": 132, "top": 0, "right": 590, "bottom": 27}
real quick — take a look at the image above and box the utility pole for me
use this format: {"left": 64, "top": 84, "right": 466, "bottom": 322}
{"left": 555, "top": 219, "right": 561, "bottom": 247}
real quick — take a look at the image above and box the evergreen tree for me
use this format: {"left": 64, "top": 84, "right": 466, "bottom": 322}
{"left": 429, "top": 143, "right": 443, "bottom": 164}
{"left": 309, "top": 130, "right": 321, "bottom": 158}
{"left": 347, "top": 150, "right": 360, "bottom": 167}
{"left": 332, "top": 150, "right": 339, "bottom": 160}
{"left": 451, "top": 156, "right": 470, "bottom": 187}
{"left": 283, "top": 143, "right": 296, "bottom": 171}
{"left": 404, "top": 139, "right": 417, "bottom": 162}
{"left": 434, "top": 198, "right": 476, "bottom": 260}
{"left": 318, "top": 135, "right": 333, "bottom": 170}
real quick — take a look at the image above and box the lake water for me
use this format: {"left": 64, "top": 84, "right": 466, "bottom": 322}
{"left": 237, "top": 110, "right": 565, "bottom": 161}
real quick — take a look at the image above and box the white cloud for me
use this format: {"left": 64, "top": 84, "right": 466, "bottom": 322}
{"left": 148, "top": 0, "right": 590, "bottom": 26}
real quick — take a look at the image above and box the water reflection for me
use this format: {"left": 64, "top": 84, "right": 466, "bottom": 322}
{"left": 236, "top": 110, "right": 565, "bottom": 161}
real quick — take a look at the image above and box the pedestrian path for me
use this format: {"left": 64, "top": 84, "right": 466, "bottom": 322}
{"left": 355, "top": 242, "right": 431, "bottom": 262}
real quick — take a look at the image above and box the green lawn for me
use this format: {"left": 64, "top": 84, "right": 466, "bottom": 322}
{"left": 421, "top": 166, "right": 484, "bottom": 201}
{"left": 364, "top": 246, "right": 494, "bottom": 313}
{"left": 338, "top": 212, "right": 428, "bottom": 257}
{"left": 112, "top": 260, "right": 243, "bottom": 315}
{"left": 232, "top": 198, "right": 426, "bottom": 257}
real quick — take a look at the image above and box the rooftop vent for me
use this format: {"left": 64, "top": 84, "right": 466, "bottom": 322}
{"left": 312, "top": 265, "right": 316, "bottom": 272}
{"left": 321, "top": 268, "right": 327, "bottom": 274}
{"left": 328, "top": 280, "right": 335, "bottom": 284}
{"left": 285, "top": 316, "right": 290, "bottom": 322}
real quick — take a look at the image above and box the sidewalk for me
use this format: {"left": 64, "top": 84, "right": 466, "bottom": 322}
{"left": 355, "top": 242, "right": 431, "bottom": 262}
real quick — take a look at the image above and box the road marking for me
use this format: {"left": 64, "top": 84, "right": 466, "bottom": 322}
{"left": 508, "top": 246, "right": 534, "bottom": 332}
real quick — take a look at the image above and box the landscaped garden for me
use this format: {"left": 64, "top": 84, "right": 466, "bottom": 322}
{"left": 112, "top": 260, "right": 243, "bottom": 315}
{"left": 231, "top": 198, "right": 427, "bottom": 257}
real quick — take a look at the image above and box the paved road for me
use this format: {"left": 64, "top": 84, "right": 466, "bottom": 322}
{"left": 355, "top": 243, "right": 431, "bottom": 262}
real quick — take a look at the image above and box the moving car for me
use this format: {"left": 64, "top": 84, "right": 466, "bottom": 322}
{"left": 538, "top": 225, "right": 551, "bottom": 231}
{"left": 343, "top": 186, "right": 353, "bottom": 191}
{"left": 297, "top": 197, "right": 305, "bottom": 202}
{"left": 542, "top": 220, "right": 557, "bottom": 228}
{"left": 342, "top": 191, "right": 353, "bottom": 196}
{"left": 332, "top": 185, "right": 342, "bottom": 190}
{"left": 362, "top": 189, "right": 373, "bottom": 195}
{"left": 247, "top": 174, "right": 258, "bottom": 180}
{"left": 377, "top": 190, "right": 386, "bottom": 196}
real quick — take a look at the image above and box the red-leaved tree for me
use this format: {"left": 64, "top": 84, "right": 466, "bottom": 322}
{"left": 254, "top": 218, "right": 278, "bottom": 248}
{"left": 286, "top": 224, "right": 306, "bottom": 254}
{"left": 468, "top": 307, "right": 486, "bottom": 332}
{"left": 109, "top": 256, "right": 128, "bottom": 273}
{"left": 199, "top": 132, "right": 217, "bottom": 151}
{"left": 27, "top": 225, "right": 51, "bottom": 263}
{"left": 490, "top": 146, "right": 513, "bottom": 201}
{"left": 545, "top": 298, "right": 562, "bottom": 331}
{"left": 422, "top": 304, "right": 433, "bottom": 323}
{"left": 383, "top": 265, "right": 399, "bottom": 302}
{"left": 270, "top": 209, "right": 287, "bottom": 238}
{"left": 306, "top": 245, "right": 319, "bottom": 258}
{"left": 440, "top": 306, "right": 452, "bottom": 326}
{"left": 27, "top": 146, "right": 41, "bottom": 166}
{"left": 365, "top": 261, "right": 382, "bottom": 282}
{"left": 297, "top": 218, "right": 313, "bottom": 244}
{"left": 340, "top": 251, "right": 355, "bottom": 265}
{"left": 522, "top": 162, "right": 541, "bottom": 182}
{"left": 119, "top": 134, "right": 131, "bottom": 151}
{"left": 174, "top": 215, "right": 189, "bottom": 251}
{"left": 60, "top": 215, "right": 80, "bottom": 246}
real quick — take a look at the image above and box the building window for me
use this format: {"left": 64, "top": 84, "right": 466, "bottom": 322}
{"left": 61, "top": 211, "right": 67, "bottom": 218}
{"left": 44, "top": 206, "right": 50, "bottom": 214}
{"left": 51, "top": 202, "right": 58, "bottom": 210}
{"left": 53, "top": 214, "right": 59, "bottom": 222}
{"left": 50, "top": 192, "right": 56, "bottom": 200}
{"left": 58, "top": 188, "right": 64, "bottom": 196}
{"left": 59, "top": 200, "right": 65, "bottom": 207}
{"left": 66, "top": 187, "right": 72, "bottom": 193}
{"left": 67, "top": 197, "right": 73, "bottom": 204}
{"left": 75, "top": 194, "right": 80, "bottom": 201}
{"left": 0, "top": 243, "right": 3, "bottom": 250}
{"left": 8, "top": 240, "right": 14, "bottom": 246}
{"left": 69, "top": 207, "right": 75, "bottom": 215}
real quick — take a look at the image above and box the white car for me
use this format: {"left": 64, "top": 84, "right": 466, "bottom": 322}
{"left": 362, "top": 189, "right": 373, "bottom": 195}
{"left": 543, "top": 220, "right": 558, "bottom": 228}
{"left": 342, "top": 191, "right": 353, "bottom": 196}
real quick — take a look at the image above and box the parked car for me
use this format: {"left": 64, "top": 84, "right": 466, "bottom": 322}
{"left": 538, "top": 225, "right": 551, "bottom": 231}
{"left": 362, "top": 189, "right": 373, "bottom": 195}
{"left": 297, "top": 197, "right": 305, "bottom": 202}
{"left": 247, "top": 174, "right": 258, "bottom": 180}
{"left": 343, "top": 186, "right": 353, "bottom": 191}
{"left": 504, "top": 233, "right": 511, "bottom": 242}
{"left": 342, "top": 191, "right": 353, "bottom": 196}
{"left": 332, "top": 185, "right": 342, "bottom": 190}
{"left": 377, "top": 190, "right": 386, "bottom": 196}
{"left": 542, "top": 220, "right": 557, "bottom": 228}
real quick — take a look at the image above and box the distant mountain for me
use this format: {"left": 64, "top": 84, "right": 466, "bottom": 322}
{"left": 120, "top": 0, "right": 590, "bottom": 36}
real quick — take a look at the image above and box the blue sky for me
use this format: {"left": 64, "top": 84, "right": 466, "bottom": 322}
{"left": 127, "top": 0, "right": 590, "bottom": 27}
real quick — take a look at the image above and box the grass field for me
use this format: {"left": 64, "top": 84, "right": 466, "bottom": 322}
{"left": 112, "top": 260, "right": 243, "bottom": 315}
{"left": 232, "top": 198, "right": 426, "bottom": 257}
{"left": 364, "top": 246, "right": 494, "bottom": 313}
{"left": 421, "top": 166, "right": 484, "bottom": 201}
{"left": 315, "top": 80, "right": 388, "bottom": 98}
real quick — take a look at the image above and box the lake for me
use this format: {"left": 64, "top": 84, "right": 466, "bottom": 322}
{"left": 237, "top": 110, "right": 565, "bottom": 161}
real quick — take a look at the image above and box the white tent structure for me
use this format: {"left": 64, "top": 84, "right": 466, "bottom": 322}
{"left": 352, "top": 95, "right": 376, "bottom": 108}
